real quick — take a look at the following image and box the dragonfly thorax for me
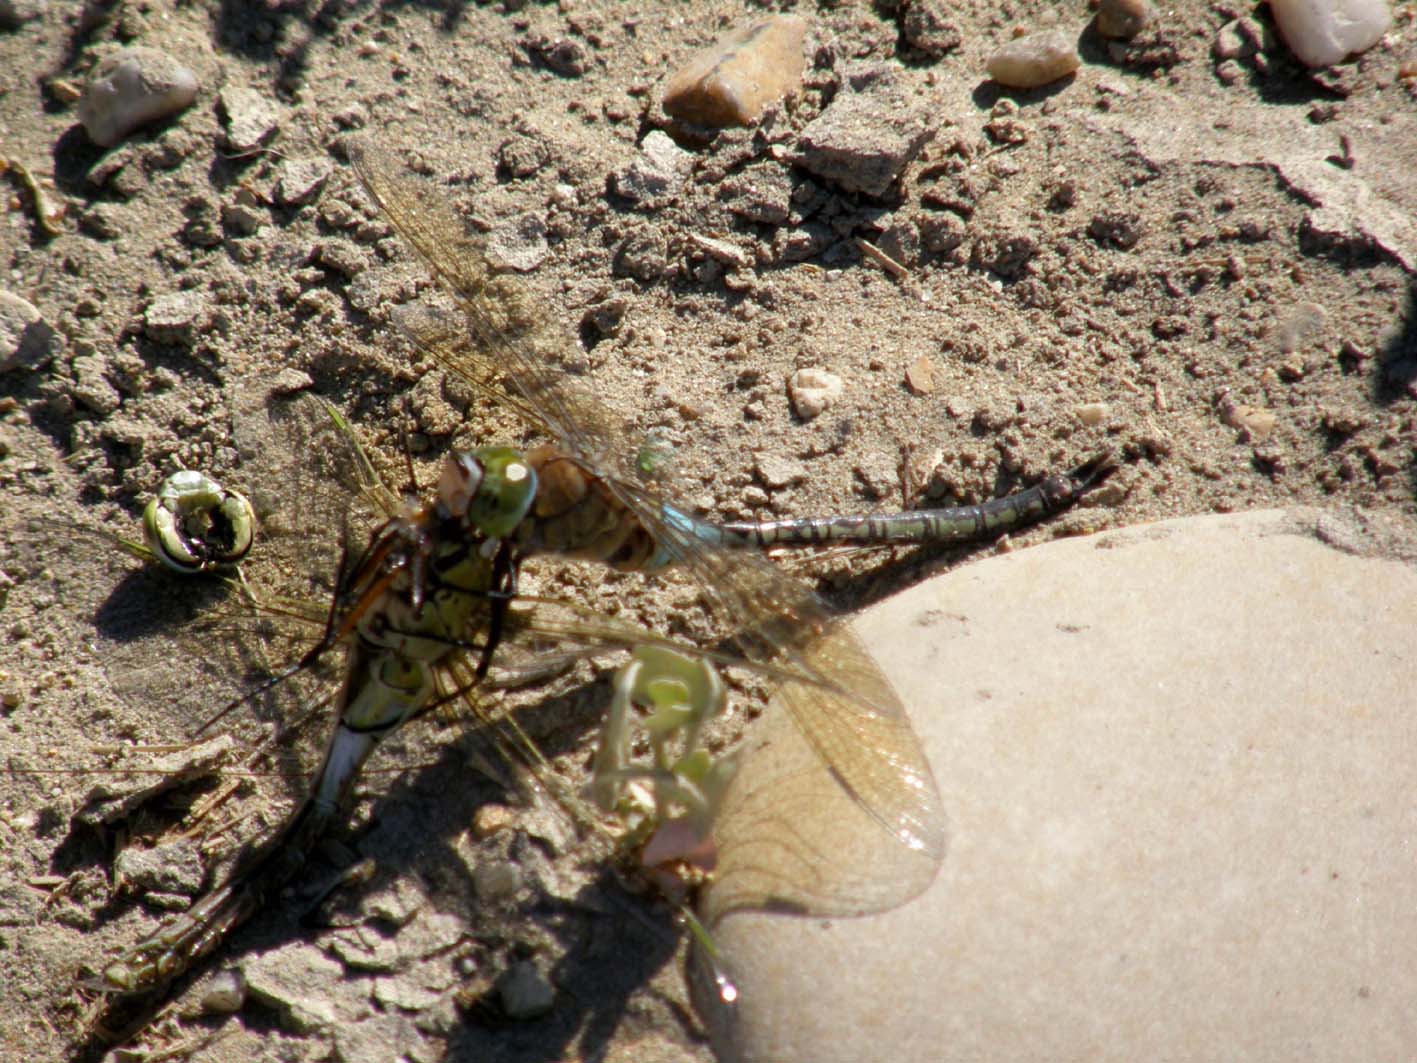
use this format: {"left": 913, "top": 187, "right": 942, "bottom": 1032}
{"left": 437, "top": 447, "right": 538, "bottom": 539}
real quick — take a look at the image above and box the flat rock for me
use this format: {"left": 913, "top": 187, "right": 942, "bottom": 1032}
{"left": 663, "top": 14, "right": 807, "bottom": 128}
{"left": 795, "top": 65, "right": 933, "bottom": 198}
{"left": 696, "top": 508, "right": 1417, "bottom": 1063}
{"left": 77, "top": 47, "right": 198, "bottom": 148}
{"left": 219, "top": 85, "right": 282, "bottom": 152}
{"left": 1269, "top": 0, "right": 1392, "bottom": 68}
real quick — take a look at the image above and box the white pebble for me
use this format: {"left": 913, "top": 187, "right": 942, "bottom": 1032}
{"left": 787, "top": 367, "right": 844, "bottom": 421}
{"left": 77, "top": 47, "right": 198, "bottom": 148}
{"left": 1075, "top": 401, "right": 1108, "bottom": 427}
{"left": 1268, "top": 0, "right": 1391, "bottom": 68}
{"left": 201, "top": 969, "right": 247, "bottom": 1014}
{"left": 986, "top": 30, "right": 1081, "bottom": 89}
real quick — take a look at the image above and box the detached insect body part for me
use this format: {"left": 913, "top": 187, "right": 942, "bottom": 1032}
{"left": 141, "top": 469, "right": 256, "bottom": 574}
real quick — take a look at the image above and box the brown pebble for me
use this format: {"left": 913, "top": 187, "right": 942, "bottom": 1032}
{"left": 905, "top": 355, "right": 936, "bottom": 395}
{"left": 1097, "top": 0, "right": 1154, "bottom": 40}
{"left": 986, "top": 30, "right": 1081, "bottom": 89}
{"left": 663, "top": 14, "right": 807, "bottom": 128}
{"left": 473, "top": 804, "right": 517, "bottom": 839}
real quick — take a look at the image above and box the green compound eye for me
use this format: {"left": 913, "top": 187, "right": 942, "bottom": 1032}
{"left": 464, "top": 447, "right": 537, "bottom": 539}
{"left": 142, "top": 469, "right": 256, "bottom": 573}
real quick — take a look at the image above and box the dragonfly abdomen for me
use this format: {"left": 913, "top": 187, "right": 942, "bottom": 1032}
{"left": 672, "top": 456, "right": 1114, "bottom": 549}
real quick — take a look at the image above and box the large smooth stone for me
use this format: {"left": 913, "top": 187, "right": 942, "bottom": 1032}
{"left": 1269, "top": 0, "right": 1392, "bottom": 67}
{"left": 695, "top": 508, "right": 1417, "bottom": 1062}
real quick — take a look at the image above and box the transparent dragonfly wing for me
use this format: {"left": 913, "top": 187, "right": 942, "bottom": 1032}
{"left": 348, "top": 139, "right": 947, "bottom": 917}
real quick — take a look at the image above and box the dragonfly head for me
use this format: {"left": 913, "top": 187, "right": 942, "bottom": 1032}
{"left": 437, "top": 447, "right": 537, "bottom": 539}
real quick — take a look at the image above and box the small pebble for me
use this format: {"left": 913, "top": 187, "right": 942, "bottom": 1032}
{"left": 473, "top": 804, "right": 516, "bottom": 839}
{"left": 986, "top": 30, "right": 1081, "bottom": 89}
{"left": 1097, "top": 0, "right": 1154, "bottom": 39}
{"left": 1222, "top": 402, "right": 1277, "bottom": 442}
{"left": 114, "top": 839, "right": 204, "bottom": 896}
{"left": 787, "top": 367, "right": 844, "bottom": 421}
{"left": 273, "top": 157, "right": 331, "bottom": 207}
{"left": 219, "top": 85, "right": 281, "bottom": 153}
{"left": 1268, "top": 0, "right": 1391, "bottom": 67}
{"left": 1277, "top": 301, "right": 1326, "bottom": 353}
{"left": 472, "top": 861, "right": 522, "bottom": 903}
{"left": 487, "top": 213, "right": 549, "bottom": 272}
{"left": 77, "top": 47, "right": 198, "bottom": 148}
{"left": 0, "top": 290, "right": 58, "bottom": 372}
{"left": 201, "top": 969, "right": 247, "bottom": 1014}
{"left": 900, "top": 0, "right": 963, "bottom": 58}
{"left": 663, "top": 14, "right": 807, "bottom": 128}
{"left": 612, "top": 130, "right": 692, "bottom": 205}
{"left": 144, "top": 291, "right": 206, "bottom": 345}
{"left": 497, "top": 961, "right": 555, "bottom": 1020}
{"left": 1075, "top": 401, "right": 1108, "bottom": 427}
{"left": 905, "top": 355, "right": 936, "bottom": 395}
{"left": 755, "top": 453, "right": 808, "bottom": 490}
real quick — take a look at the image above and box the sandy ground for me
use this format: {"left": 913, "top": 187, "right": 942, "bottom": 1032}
{"left": 0, "top": 2, "right": 1413, "bottom": 1061}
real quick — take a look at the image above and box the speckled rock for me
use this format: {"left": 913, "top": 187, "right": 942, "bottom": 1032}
{"left": 1269, "top": 0, "right": 1391, "bottom": 67}
{"left": 663, "top": 14, "right": 807, "bottom": 128}
{"left": 77, "top": 47, "right": 198, "bottom": 148}
{"left": 696, "top": 508, "right": 1417, "bottom": 1063}
{"left": 986, "top": 30, "right": 1081, "bottom": 89}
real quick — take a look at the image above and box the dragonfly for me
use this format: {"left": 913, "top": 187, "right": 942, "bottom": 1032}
{"left": 84, "top": 136, "right": 1114, "bottom": 1001}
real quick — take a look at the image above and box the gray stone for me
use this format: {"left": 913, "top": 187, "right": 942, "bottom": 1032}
{"left": 244, "top": 943, "right": 343, "bottom": 1032}
{"left": 795, "top": 65, "right": 932, "bottom": 198}
{"left": 719, "top": 163, "right": 792, "bottom": 225}
{"left": 114, "top": 838, "right": 204, "bottom": 896}
{"left": 496, "top": 960, "right": 555, "bottom": 1020}
{"left": 472, "top": 860, "right": 523, "bottom": 903}
{"left": 143, "top": 290, "right": 207, "bottom": 345}
{"left": 274, "top": 157, "right": 332, "bottom": 207}
{"left": 696, "top": 508, "right": 1417, "bottom": 1063}
{"left": 77, "top": 47, "right": 198, "bottom": 148}
{"left": 487, "top": 212, "right": 549, "bottom": 272}
{"left": 0, "top": 291, "right": 58, "bottom": 372}
{"left": 219, "top": 85, "right": 281, "bottom": 153}
{"left": 612, "top": 130, "right": 692, "bottom": 205}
